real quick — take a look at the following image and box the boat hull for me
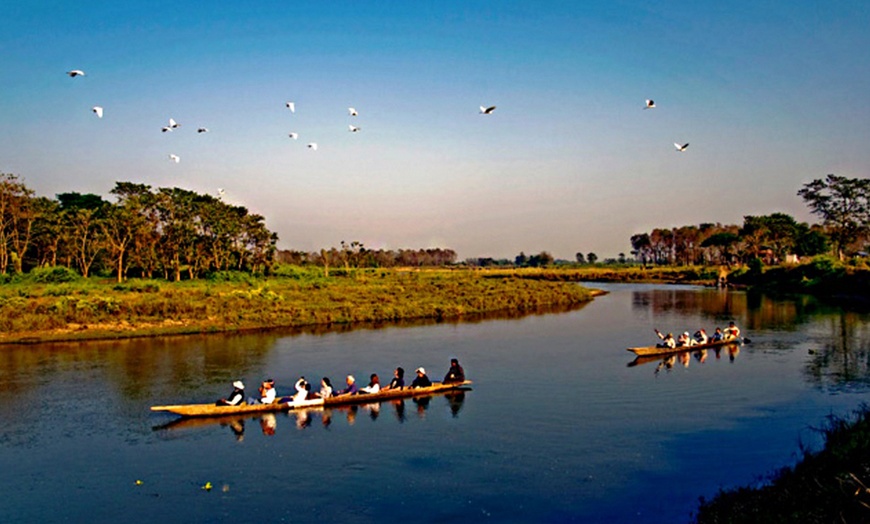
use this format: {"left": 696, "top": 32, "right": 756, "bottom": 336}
{"left": 151, "top": 381, "right": 472, "bottom": 418}
{"left": 626, "top": 338, "right": 740, "bottom": 356}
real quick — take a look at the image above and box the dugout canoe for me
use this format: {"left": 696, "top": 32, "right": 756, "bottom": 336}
{"left": 150, "top": 380, "right": 472, "bottom": 418}
{"left": 323, "top": 380, "right": 472, "bottom": 407}
{"left": 150, "top": 397, "right": 324, "bottom": 418}
{"left": 626, "top": 338, "right": 741, "bottom": 357}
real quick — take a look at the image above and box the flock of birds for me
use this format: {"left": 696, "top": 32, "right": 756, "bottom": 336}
{"left": 65, "top": 70, "right": 689, "bottom": 174}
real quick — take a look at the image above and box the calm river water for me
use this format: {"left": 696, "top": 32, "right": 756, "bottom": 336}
{"left": 2, "top": 283, "right": 869, "bottom": 523}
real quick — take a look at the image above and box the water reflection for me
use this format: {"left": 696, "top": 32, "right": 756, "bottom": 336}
{"left": 152, "top": 393, "right": 466, "bottom": 438}
{"left": 627, "top": 344, "right": 742, "bottom": 375}
{"left": 629, "top": 286, "right": 870, "bottom": 389}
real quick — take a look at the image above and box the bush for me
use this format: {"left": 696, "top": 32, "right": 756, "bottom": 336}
{"left": 29, "top": 266, "right": 81, "bottom": 283}
{"left": 205, "top": 270, "right": 261, "bottom": 284}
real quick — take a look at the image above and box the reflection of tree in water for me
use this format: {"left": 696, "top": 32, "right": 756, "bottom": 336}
{"left": 633, "top": 288, "right": 843, "bottom": 332}
{"left": 805, "top": 312, "right": 870, "bottom": 392}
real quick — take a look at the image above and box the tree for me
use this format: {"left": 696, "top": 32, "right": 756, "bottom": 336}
{"left": 798, "top": 175, "right": 870, "bottom": 259}
{"left": 630, "top": 233, "right": 651, "bottom": 265}
{"left": 0, "top": 173, "right": 36, "bottom": 274}
{"left": 587, "top": 252, "right": 598, "bottom": 264}
{"left": 575, "top": 252, "right": 585, "bottom": 264}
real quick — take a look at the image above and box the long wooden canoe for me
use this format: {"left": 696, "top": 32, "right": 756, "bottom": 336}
{"left": 151, "top": 380, "right": 472, "bottom": 418}
{"left": 626, "top": 338, "right": 741, "bottom": 356}
{"left": 323, "top": 380, "right": 472, "bottom": 407}
{"left": 150, "top": 397, "right": 324, "bottom": 418}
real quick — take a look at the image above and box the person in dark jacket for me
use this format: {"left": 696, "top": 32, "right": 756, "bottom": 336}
{"left": 384, "top": 367, "right": 405, "bottom": 390}
{"left": 442, "top": 358, "right": 465, "bottom": 384}
{"left": 217, "top": 381, "right": 245, "bottom": 406}
{"left": 410, "top": 367, "right": 432, "bottom": 388}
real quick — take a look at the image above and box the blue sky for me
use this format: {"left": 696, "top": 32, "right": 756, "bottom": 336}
{"left": 2, "top": 1, "right": 868, "bottom": 259}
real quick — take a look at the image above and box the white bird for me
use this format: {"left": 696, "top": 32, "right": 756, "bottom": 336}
{"left": 92, "top": 106, "right": 103, "bottom": 118}
{"left": 162, "top": 118, "right": 180, "bottom": 132}
{"left": 480, "top": 105, "right": 496, "bottom": 114}
{"left": 217, "top": 188, "right": 225, "bottom": 197}
{"left": 307, "top": 143, "right": 318, "bottom": 151}
{"left": 674, "top": 142, "right": 689, "bottom": 152}
{"left": 169, "top": 154, "right": 180, "bottom": 163}
{"left": 348, "top": 125, "right": 360, "bottom": 132}
{"left": 348, "top": 107, "right": 358, "bottom": 116}
{"left": 288, "top": 132, "right": 299, "bottom": 140}
{"left": 67, "top": 70, "right": 85, "bottom": 77}
{"left": 197, "top": 127, "right": 208, "bottom": 133}
{"left": 644, "top": 99, "right": 656, "bottom": 109}
{"left": 286, "top": 102, "right": 295, "bottom": 112}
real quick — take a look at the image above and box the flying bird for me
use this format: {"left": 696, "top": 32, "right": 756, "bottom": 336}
{"left": 217, "top": 188, "right": 225, "bottom": 197}
{"left": 197, "top": 127, "right": 208, "bottom": 133}
{"left": 288, "top": 132, "right": 299, "bottom": 140}
{"left": 348, "top": 125, "right": 360, "bottom": 132}
{"left": 307, "top": 143, "right": 318, "bottom": 151}
{"left": 92, "top": 106, "right": 103, "bottom": 118}
{"left": 674, "top": 142, "right": 689, "bottom": 152}
{"left": 348, "top": 107, "right": 358, "bottom": 116}
{"left": 286, "top": 102, "right": 295, "bottom": 112}
{"left": 67, "top": 70, "right": 85, "bottom": 77}
{"left": 644, "top": 99, "right": 655, "bottom": 109}
{"left": 479, "top": 105, "right": 496, "bottom": 114}
{"left": 162, "top": 118, "right": 180, "bottom": 132}
{"left": 169, "top": 154, "right": 180, "bottom": 163}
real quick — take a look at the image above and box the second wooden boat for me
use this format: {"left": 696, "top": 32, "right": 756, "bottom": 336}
{"left": 626, "top": 338, "right": 741, "bottom": 356}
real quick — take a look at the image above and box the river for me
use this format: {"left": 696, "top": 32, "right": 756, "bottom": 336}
{"left": 1, "top": 283, "right": 868, "bottom": 523}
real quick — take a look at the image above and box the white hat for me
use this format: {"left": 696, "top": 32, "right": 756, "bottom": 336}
{"left": 416, "top": 367, "right": 426, "bottom": 374}
{"left": 683, "top": 332, "right": 690, "bottom": 336}
{"left": 233, "top": 380, "right": 244, "bottom": 389}
{"left": 347, "top": 375, "right": 355, "bottom": 383}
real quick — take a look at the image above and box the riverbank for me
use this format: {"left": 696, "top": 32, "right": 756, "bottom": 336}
{"left": 0, "top": 267, "right": 598, "bottom": 344}
{"left": 694, "top": 406, "right": 870, "bottom": 523}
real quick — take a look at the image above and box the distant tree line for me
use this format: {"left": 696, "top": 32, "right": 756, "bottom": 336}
{"left": 629, "top": 175, "right": 869, "bottom": 266}
{"left": 276, "top": 242, "right": 458, "bottom": 274}
{"left": 0, "top": 174, "right": 276, "bottom": 281}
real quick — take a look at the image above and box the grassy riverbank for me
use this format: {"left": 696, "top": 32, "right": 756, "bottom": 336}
{"left": 0, "top": 267, "right": 597, "bottom": 344}
{"left": 694, "top": 406, "right": 870, "bottom": 523}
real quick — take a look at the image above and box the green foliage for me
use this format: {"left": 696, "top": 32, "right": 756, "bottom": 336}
{"left": 206, "top": 270, "right": 261, "bottom": 284}
{"left": 29, "top": 266, "right": 80, "bottom": 283}
{"left": 270, "top": 264, "right": 327, "bottom": 281}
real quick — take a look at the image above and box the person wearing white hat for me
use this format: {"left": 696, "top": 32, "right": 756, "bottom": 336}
{"left": 335, "top": 374, "right": 359, "bottom": 396}
{"left": 216, "top": 380, "right": 245, "bottom": 406}
{"left": 410, "top": 367, "right": 432, "bottom": 389}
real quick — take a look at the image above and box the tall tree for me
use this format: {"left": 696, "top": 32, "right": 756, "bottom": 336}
{"left": 798, "top": 175, "right": 870, "bottom": 259}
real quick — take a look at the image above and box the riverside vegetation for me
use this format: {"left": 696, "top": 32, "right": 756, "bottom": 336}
{"left": 0, "top": 265, "right": 596, "bottom": 344}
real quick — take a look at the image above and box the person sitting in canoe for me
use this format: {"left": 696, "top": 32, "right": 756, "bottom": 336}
{"left": 654, "top": 329, "right": 676, "bottom": 349}
{"left": 216, "top": 381, "right": 245, "bottom": 406}
{"left": 248, "top": 379, "right": 277, "bottom": 404}
{"left": 292, "top": 377, "right": 311, "bottom": 403}
{"left": 382, "top": 367, "right": 405, "bottom": 391}
{"left": 410, "top": 367, "right": 432, "bottom": 388}
{"left": 316, "top": 377, "right": 334, "bottom": 398}
{"left": 694, "top": 329, "right": 709, "bottom": 345}
{"left": 711, "top": 327, "right": 724, "bottom": 342}
{"left": 677, "top": 331, "right": 696, "bottom": 347}
{"left": 442, "top": 358, "right": 465, "bottom": 384}
{"left": 723, "top": 321, "right": 741, "bottom": 341}
{"left": 360, "top": 373, "right": 381, "bottom": 394}
{"left": 335, "top": 375, "right": 359, "bottom": 396}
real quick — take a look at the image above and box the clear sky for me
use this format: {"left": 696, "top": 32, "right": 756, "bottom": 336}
{"left": 2, "top": 1, "right": 869, "bottom": 260}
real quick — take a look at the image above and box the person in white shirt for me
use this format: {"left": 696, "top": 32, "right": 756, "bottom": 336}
{"left": 360, "top": 373, "right": 380, "bottom": 394}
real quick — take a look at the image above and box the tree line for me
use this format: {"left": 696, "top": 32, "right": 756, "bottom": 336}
{"left": 0, "top": 174, "right": 276, "bottom": 281}
{"left": 276, "top": 241, "right": 457, "bottom": 274}
{"left": 628, "top": 175, "right": 869, "bottom": 266}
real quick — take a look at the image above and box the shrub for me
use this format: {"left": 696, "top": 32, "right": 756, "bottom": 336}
{"left": 29, "top": 266, "right": 81, "bottom": 283}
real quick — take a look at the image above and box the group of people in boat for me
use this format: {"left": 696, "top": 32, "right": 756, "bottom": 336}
{"left": 216, "top": 358, "right": 466, "bottom": 407}
{"left": 654, "top": 321, "right": 741, "bottom": 349}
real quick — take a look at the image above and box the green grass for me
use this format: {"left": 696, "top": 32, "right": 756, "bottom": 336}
{"left": 0, "top": 267, "right": 596, "bottom": 343}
